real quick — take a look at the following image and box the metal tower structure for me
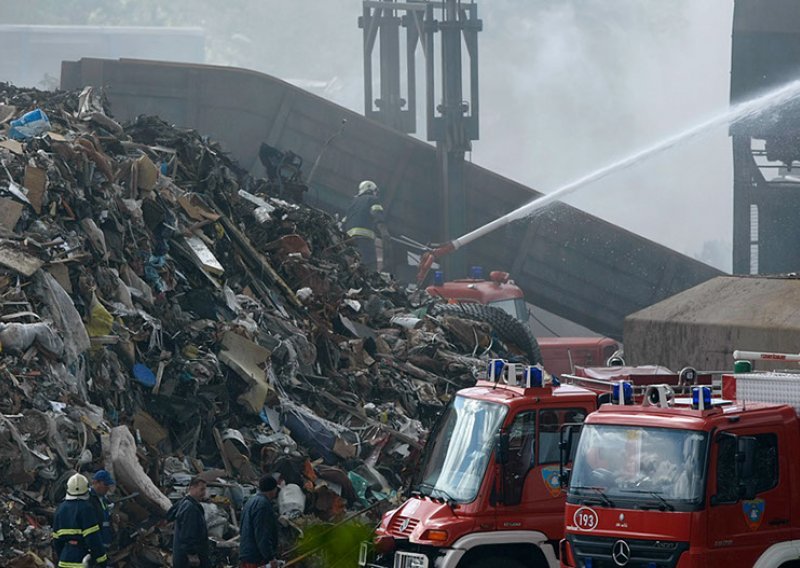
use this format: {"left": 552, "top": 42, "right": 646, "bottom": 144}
{"left": 360, "top": 0, "right": 481, "bottom": 276}
{"left": 731, "top": 0, "right": 800, "bottom": 274}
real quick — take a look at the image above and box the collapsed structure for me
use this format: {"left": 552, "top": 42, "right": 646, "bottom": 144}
{"left": 0, "top": 84, "right": 529, "bottom": 566}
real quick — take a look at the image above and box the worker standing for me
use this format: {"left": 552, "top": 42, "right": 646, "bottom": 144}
{"left": 170, "top": 476, "right": 211, "bottom": 568}
{"left": 343, "top": 180, "right": 389, "bottom": 271}
{"left": 238, "top": 475, "right": 281, "bottom": 568}
{"left": 89, "top": 470, "right": 115, "bottom": 558}
{"left": 52, "top": 473, "right": 108, "bottom": 567}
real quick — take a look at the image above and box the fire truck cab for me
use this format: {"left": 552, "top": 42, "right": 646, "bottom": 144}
{"left": 361, "top": 362, "right": 597, "bottom": 568}
{"left": 561, "top": 356, "right": 800, "bottom": 568}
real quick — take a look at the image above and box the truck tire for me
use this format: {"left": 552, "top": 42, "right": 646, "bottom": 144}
{"left": 431, "top": 303, "right": 542, "bottom": 365}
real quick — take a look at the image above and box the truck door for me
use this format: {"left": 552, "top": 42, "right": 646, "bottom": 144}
{"left": 499, "top": 407, "right": 587, "bottom": 539}
{"left": 706, "top": 429, "right": 790, "bottom": 565}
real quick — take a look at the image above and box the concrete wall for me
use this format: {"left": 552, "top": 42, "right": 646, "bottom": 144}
{"left": 625, "top": 276, "right": 800, "bottom": 371}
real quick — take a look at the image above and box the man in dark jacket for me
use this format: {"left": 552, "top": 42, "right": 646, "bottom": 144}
{"left": 89, "top": 469, "right": 115, "bottom": 556}
{"left": 53, "top": 473, "right": 108, "bottom": 567}
{"left": 239, "top": 475, "right": 280, "bottom": 568}
{"left": 170, "top": 476, "right": 211, "bottom": 568}
{"left": 343, "top": 180, "right": 389, "bottom": 271}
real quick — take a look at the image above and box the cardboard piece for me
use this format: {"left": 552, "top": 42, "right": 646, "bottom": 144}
{"left": 47, "top": 263, "right": 72, "bottom": 293}
{"left": 132, "top": 411, "right": 169, "bottom": 447}
{"left": 0, "top": 104, "right": 17, "bottom": 125}
{"left": 218, "top": 331, "right": 271, "bottom": 413}
{"left": 23, "top": 165, "right": 46, "bottom": 214}
{"left": 0, "top": 247, "right": 43, "bottom": 277}
{"left": 178, "top": 194, "right": 220, "bottom": 222}
{"left": 0, "top": 139, "right": 24, "bottom": 155}
{"left": 136, "top": 154, "right": 159, "bottom": 190}
{"left": 0, "top": 197, "right": 24, "bottom": 231}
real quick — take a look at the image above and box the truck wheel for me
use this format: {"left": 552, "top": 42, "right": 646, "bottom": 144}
{"left": 431, "top": 303, "right": 542, "bottom": 365}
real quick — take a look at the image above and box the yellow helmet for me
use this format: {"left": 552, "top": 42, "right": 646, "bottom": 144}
{"left": 66, "top": 473, "right": 89, "bottom": 499}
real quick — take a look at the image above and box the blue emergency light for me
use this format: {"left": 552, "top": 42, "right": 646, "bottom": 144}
{"left": 433, "top": 270, "right": 444, "bottom": 286}
{"left": 469, "top": 265, "right": 484, "bottom": 279}
{"left": 524, "top": 366, "right": 544, "bottom": 388}
{"left": 612, "top": 381, "right": 633, "bottom": 405}
{"left": 488, "top": 359, "right": 505, "bottom": 382}
{"left": 692, "top": 386, "right": 712, "bottom": 410}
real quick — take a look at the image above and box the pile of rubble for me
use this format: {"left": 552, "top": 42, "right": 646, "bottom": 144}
{"left": 0, "top": 84, "right": 526, "bottom": 567}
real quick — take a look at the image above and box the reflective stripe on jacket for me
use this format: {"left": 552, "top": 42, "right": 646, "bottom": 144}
{"left": 343, "top": 193, "right": 384, "bottom": 240}
{"left": 53, "top": 498, "right": 108, "bottom": 567}
{"left": 346, "top": 227, "right": 376, "bottom": 239}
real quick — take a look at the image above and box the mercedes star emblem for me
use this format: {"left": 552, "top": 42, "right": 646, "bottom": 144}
{"left": 612, "top": 540, "right": 631, "bottom": 566}
{"left": 399, "top": 518, "right": 411, "bottom": 532}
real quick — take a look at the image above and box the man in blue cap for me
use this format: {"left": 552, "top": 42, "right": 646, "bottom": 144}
{"left": 90, "top": 469, "right": 116, "bottom": 557}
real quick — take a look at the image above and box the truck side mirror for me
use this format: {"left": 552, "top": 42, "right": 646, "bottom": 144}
{"left": 496, "top": 432, "right": 509, "bottom": 465}
{"left": 736, "top": 436, "right": 757, "bottom": 500}
{"left": 559, "top": 425, "right": 580, "bottom": 487}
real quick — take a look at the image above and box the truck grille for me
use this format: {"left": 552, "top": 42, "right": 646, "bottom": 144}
{"left": 393, "top": 552, "right": 428, "bottom": 568}
{"left": 388, "top": 516, "right": 419, "bottom": 536}
{"left": 567, "top": 534, "right": 689, "bottom": 567}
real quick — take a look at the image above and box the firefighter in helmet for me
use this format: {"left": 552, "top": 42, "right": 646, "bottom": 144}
{"left": 343, "top": 180, "right": 389, "bottom": 271}
{"left": 53, "top": 473, "right": 109, "bottom": 567}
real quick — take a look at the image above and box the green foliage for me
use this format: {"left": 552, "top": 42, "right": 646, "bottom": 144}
{"left": 294, "top": 520, "right": 374, "bottom": 568}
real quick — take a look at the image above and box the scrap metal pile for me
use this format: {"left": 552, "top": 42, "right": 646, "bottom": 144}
{"left": 0, "top": 84, "right": 528, "bottom": 567}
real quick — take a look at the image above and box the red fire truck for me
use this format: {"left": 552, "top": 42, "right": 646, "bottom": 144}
{"left": 560, "top": 350, "right": 800, "bottom": 568}
{"left": 359, "top": 363, "right": 706, "bottom": 568}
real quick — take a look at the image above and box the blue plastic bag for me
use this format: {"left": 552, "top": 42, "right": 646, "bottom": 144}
{"left": 8, "top": 108, "right": 51, "bottom": 140}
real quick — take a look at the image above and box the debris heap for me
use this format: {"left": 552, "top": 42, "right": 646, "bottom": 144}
{"left": 0, "top": 84, "right": 525, "bottom": 566}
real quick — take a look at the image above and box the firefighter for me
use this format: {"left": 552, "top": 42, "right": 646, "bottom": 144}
{"left": 89, "top": 470, "right": 115, "bottom": 556}
{"left": 343, "top": 180, "right": 389, "bottom": 271}
{"left": 169, "top": 476, "right": 211, "bottom": 568}
{"left": 52, "top": 473, "right": 108, "bottom": 567}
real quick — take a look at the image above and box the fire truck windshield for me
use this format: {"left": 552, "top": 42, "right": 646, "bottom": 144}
{"left": 417, "top": 395, "right": 508, "bottom": 503}
{"left": 488, "top": 298, "right": 527, "bottom": 321}
{"left": 569, "top": 425, "right": 708, "bottom": 511}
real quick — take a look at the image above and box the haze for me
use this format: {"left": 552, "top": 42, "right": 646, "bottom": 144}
{"left": 1, "top": 0, "right": 735, "bottom": 270}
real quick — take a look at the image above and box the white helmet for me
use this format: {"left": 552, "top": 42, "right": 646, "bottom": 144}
{"left": 358, "top": 180, "right": 378, "bottom": 195}
{"left": 66, "top": 473, "right": 90, "bottom": 499}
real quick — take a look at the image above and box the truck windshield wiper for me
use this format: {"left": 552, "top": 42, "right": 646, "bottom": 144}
{"left": 415, "top": 482, "right": 456, "bottom": 504}
{"left": 619, "top": 489, "right": 675, "bottom": 512}
{"left": 570, "top": 485, "right": 615, "bottom": 508}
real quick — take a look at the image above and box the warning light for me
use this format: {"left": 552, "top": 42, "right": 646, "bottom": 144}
{"left": 692, "top": 386, "right": 712, "bottom": 410}
{"left": 612, "top": 381, "right": 633, "bottom": 405}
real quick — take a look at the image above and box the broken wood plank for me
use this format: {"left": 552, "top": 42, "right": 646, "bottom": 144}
{"left": 217, "top": 213, "right": 302, "bottom": 307}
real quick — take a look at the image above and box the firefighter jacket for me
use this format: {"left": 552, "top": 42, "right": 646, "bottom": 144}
{"left": 239, "top": 493, "right": 279, "bottom": 564}
{"left": 343, "top": 193, "right": 384, "bottom": 240}
{"left": 53, "top": 497, "right": 108, "bottom": 567}
{"left": 169, "top": 495, "right": 210, "bottom": 565}
{"left": 89, "top": 488, "right": 113, "bottom": 550}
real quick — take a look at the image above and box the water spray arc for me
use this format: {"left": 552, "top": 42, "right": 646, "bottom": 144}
{"left": 417, "top": 79, "right": 800, "bottom": 284}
